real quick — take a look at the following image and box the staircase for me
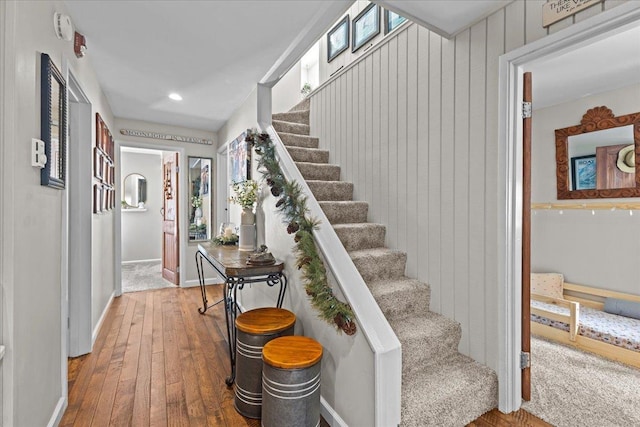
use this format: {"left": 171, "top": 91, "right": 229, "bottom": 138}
{"left": 272, "top": 99, "right": 498, "bottom": 426}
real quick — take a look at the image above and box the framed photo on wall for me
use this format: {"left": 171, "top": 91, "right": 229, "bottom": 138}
{"left": 352, "top": 3, "right": 380, "bottom": 53}
{"left": 384, "top": 9, "right": 407, "bottom": 34}
{"left": 571, "top": 155, "right": 596, "bottom": 190}
{"left": 327, "top": 15, "right": 349, "bottom": 62}
{"left": 229, "top": 131, "right": 250, "bottom": 183}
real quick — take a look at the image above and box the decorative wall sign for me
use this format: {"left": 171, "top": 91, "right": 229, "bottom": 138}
{"left": 542, "top": 0, "right": 603, "bottom": 27}
{"left": 119, "top": 129, "right": 213, "bottom": 145}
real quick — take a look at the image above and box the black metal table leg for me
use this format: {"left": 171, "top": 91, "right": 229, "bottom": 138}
{"left": 196, "top": 252, "right": 209, "bottom": 314}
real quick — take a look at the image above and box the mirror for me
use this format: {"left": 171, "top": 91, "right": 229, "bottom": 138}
{"left": 40, "top": 53, "right": 67, "bottom": 189}
{"left": 188, "top": 157, "right": 212, "bottom": 241}
{"left": 555, "top": 106, "right": 640, "bottom": 199}
{"left": 123, "top": 173, "right": 147, "bottom": 208}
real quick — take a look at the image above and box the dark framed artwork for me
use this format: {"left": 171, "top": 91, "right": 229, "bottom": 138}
{"left": 93, "top": 184, "right": 101, "bottom": 213}
{"left": 94, "top": 147, "right": 103, "bottom": 180}
{"left": 384, "top": 9, "right": 408, "bottom": 34}
{"left": 229, "top": 131, "right": 250, "bottom": 183}
{"left": 571, "top": 155, "right": 597, "bottom": 190}
{"left": 352, "top": 3, "right": 380, "bottom": 53}
{"left": 40, "top": 53, "right": 67, "bottom": 189}
{"left": 327, "top": 15, "right": 349, "bottom": 62}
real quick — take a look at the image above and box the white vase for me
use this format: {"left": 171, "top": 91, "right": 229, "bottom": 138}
{"left": 241, "top": 208, "right": 255, "bottom": 225}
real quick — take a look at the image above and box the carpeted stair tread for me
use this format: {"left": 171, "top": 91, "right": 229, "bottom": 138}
{"left": 307, "top": 181, "right": 354, "bottom": 201}
{"left": 390, "top": 312, "right": 462, "bottom": 370}
{"left": 296, "top": 162, "right": 341, "bottom": 181}
{"left": 333, "top": 223, "right": 386, "bottom": 251}
{"left": 319, "top": 201, "right": 368, "bottom": 224}
{"left": 273, "top": 110, "right": 310, "bottom": 125}
{"left": 401, "top": 354, "right": 498, "bottom": 427}
{"left": 366, "top": 278, "right": 430, "bottom": 320}
{"left": 279, "top": 132, "right": 320, "bottom": 149}
{"left": 273, "top": 120, "right": 310, "bottom": 136}
{"left": 349, "top": 248, "right": 406, "bottom": 282}
{"left": 288, "top": 98, "right": 310, "bottom": 112}
{"left": 286, "top": 146, "right": 330, "bottom": 164}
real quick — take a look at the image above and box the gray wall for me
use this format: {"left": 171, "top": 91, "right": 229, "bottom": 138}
{"left": 308, "top": 0, "right": 627, "bottom": 367}
{"left": 121, "top": 151, "right": 163, "bottom": 262}
{"left": 531, "top": 83, "right": 640, "bottom": 295}
{"left": 2, "top": 1, "right": 116, "bottom": 425}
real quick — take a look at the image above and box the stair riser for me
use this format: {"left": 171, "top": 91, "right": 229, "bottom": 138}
{"left": 351, "top": 252, "right": 406, "bottom": 282}
{"left": 297, "top": 163, "right": 340, "bottom": 181}
{"left": 279, "top": 133, "right": 319, "bottom": 149}
{"left": 289, "top": 98, "right": 310, "bottom": 112}
{"left": 334, "top": 226, "right": 385, "bottom": 252}
{"left": 319, "top": 202, "right": 368, "bottom": 224}
{"left": 273, "top": 110, "right": 310, "bottom": 126}
{"left": 273, "top": 120, "right": 310, "bottom": 135}
{"left": 373, "top": 286, "right": 431, "bottom": 320}
{"left": 307, "top": 181, "right": 353, "bottom": 201}
{"left": 286, "top": 147, "right": 329, "bottom": 164}
{"left": 400, "top": 329, "right": 462, "bottom": 373}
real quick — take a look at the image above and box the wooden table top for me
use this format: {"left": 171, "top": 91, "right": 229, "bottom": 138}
{"left": 197, "top": 242, "right": 285, "bottom": 278}
{"left": 235, "top": 307, "right": 296, "bottom": 334}
{"left": 263, "top": 336, "right": 323, "bottom": 369}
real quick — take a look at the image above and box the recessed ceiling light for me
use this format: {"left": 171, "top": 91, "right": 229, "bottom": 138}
{"left": 168, "top": 93, "right": 182, "bottom": 101}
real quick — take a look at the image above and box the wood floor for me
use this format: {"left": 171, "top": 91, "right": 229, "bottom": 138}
{"left": 61, "top": 285, "right": 550, "bottom": 427}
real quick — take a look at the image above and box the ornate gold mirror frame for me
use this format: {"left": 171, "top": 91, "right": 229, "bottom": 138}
{"left": 555, "top": 106, "right": 640, "bottom": 199}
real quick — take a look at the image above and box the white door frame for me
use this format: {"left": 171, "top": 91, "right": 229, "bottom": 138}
{"left": 497, "top": 2, "right": 640, "bottom": 413}
{"left": 65, "top": 70, "right": 93, "bottom": 358}
{"left": 216, "top": 144, "right": 229, "bottom": 228}
{"left": 114, "top": 140, "right": 186, "bottom": 295}
{"left": 0, "top": 1, "right": 16, "bottom": 425}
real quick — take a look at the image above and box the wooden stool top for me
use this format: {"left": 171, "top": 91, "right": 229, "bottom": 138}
{"left": 235, "top": 307, "right": 296, "bottom": 335}
{"left": 262, "top": 336, "right": 323, "bottom": 369}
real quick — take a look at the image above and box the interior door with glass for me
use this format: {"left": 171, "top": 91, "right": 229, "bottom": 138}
{"left": 162, "top": 152, "right": 179, "bottom": 284}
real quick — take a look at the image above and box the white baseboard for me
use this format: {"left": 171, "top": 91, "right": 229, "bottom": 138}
{"left": 121, "top": 258, "right": 161, "bottom": 265}
{"left": 92, "top": 291, "right": 115, "bottom": 346}
{"left": 321, "top": 396, "right": 348, "bottom": 427}
{"left": 182, "top": 278, "right": 223, "bottom": 288}
{"left": 46, "top": 396, "right": 66, "bottom": 427}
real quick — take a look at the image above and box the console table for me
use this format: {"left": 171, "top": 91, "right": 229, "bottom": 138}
{"left": 195, "top": 242, "right": 287, "bottom": 385}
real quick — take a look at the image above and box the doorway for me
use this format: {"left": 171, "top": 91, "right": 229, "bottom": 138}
{"left": 119, "top": 146, "right": 179, "bottom": 293}
{"left": 499, "top": 2, "right": 640, "bottom": 414}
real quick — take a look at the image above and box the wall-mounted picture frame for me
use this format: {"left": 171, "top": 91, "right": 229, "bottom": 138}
{"left": 40, "top": 53, "right": 67, "bottom": 189}
{"left": 571, "top": 155, "right": 597, "bottom": 190}
{"left": 93, "top": 184, "right": 101, "bottom": 214}
{"left": 352, "top": 3, "right": 380, "bottom": 53}
{"left": 94, "top": 147, "right": 103, "bottom": 180}
{"left": 229, "top": 131, "right": 250, "bottom": 183}
{"left": 327, "top": 15, "right": 349, "bottom": 62}
{"left": 384, "top": 9, "right": 408, "bottom": 34}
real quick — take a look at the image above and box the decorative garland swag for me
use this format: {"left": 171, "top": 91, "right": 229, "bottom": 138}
{"left": 247, "top": 130, "right": 356, "bottom": 335}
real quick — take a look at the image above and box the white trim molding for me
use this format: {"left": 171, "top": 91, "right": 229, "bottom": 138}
{"left": 497, "top": 1, "right": 640, "bottom": 413}
{"left": 92, "top": 291, "right": 115, "bottom": 346}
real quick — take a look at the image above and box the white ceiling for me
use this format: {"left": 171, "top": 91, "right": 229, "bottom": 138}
{"left": 64, "top": 1, "right": 348, "bottom": 132}
{"left": 528, "top": 23, "right": 640, "bottom": 110}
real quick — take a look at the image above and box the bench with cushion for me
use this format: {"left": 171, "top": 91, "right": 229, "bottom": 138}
{"left": 530, "top": 273, "right": 640, "bottom": 368}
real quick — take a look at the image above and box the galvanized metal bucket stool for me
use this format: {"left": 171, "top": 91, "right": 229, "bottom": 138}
{"left": 261, "top": 336, "right": 323, "bottom": 427}
{"left": 234, "top": 307, "right": 296, "bottom": 419}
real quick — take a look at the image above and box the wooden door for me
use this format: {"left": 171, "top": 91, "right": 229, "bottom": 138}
{"left": 522, "top": 71, "right": 532, "bottom": 401}
{"left": 162, "top": 152, "right": 180, "bottom": 284}
{"left": 596, "top": 144, "right": 635, "bottom": 189}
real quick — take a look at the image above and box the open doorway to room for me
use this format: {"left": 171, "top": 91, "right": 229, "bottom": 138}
{"left": 504, "top": 9, "right": 640, "bottom": 426}
{"left": 120, "top": 146, "right": 179, "bottom": 293}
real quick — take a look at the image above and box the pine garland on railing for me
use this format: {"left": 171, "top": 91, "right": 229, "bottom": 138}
{"left": 248, "top": 130, "right": 357, "bottom": 335}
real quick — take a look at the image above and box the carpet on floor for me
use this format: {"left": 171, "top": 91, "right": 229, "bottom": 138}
{"left": 523, "top": 336, "right": 640, "bottom": 427}
{"left": 121, "top": 261, "right": 175, "bottom": 293}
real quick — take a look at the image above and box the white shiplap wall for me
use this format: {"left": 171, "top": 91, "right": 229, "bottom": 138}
{"left": 310, "top": 0, "right": 624, "bottom": 367}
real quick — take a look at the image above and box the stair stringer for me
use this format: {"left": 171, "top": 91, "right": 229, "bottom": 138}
{"left": 261, "top": 124, "right": 402, "bottom": 427}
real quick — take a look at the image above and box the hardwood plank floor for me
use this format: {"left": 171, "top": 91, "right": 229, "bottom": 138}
{"left": 62, "top": 285, "right": 548, "bottom": 427}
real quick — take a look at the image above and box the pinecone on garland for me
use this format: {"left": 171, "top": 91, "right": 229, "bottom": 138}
{"left": 276, "top": 197, "right": 286, "bottom": 208}
{"left": 271, "top": 186, "right": 281, "bottom": 197}
{"left": 287, "top": 221, "right": 299, "bottom": 234}
{"left": 343, "top": 320, "right": 357, "bottom": 335}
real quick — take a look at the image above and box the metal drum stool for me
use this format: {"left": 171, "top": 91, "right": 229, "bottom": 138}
{"left": 234, "top": 307, "right": 296, "bottom": 419}
{"left": 261, "top": 336, "right": 323, "bottom": 427}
